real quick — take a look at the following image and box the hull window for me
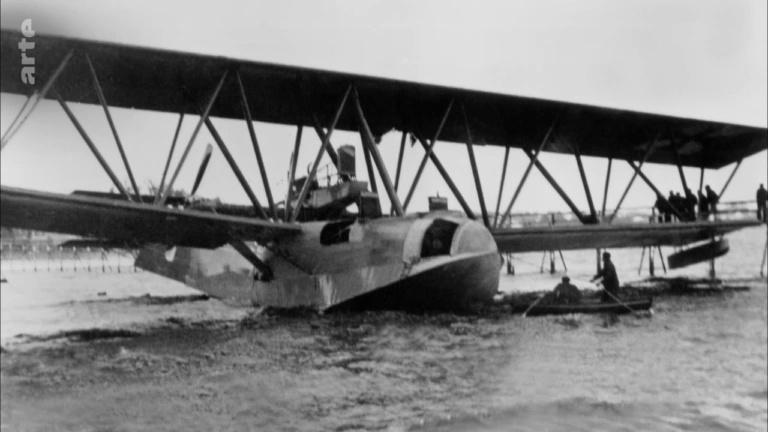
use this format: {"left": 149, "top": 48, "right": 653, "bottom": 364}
{"left": 421, "top": 219, "right": 458, "bottom": 257}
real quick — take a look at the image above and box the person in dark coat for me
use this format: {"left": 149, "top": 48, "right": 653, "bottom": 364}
{"left": 698, "top": 189, "right": 709, "bottom": 221}
{"left": 758, "top": 184, "right": 767, "bottom": 223}
{"left": 542, "top": 276, "right": 582, "bottom": 305}
{"left": 706, "top": 185, "right": 719, "bottom": 217}
{"left": 665, "top": 191, "right": 676, "bottom": 223}
{"left": 591, "top": 252, "right": 620, "bottom": 303}
{"left": 670, "top": 192, "right": 685, "bottom": 222}
{"left": 685, "top": 188, "right": 697, "bottom": 221}
{"left": 654, "top": 193, "right": 667, "bottom": 223}
{"left": 553, "top": 276, "right": 582, "bottom": 304}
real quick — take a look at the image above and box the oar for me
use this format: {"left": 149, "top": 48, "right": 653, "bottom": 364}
{"left": 592, "top": 277, "right": 637, "bottom": 314}
{"left": 522, "top": 293, "right": 546, "bottom": 317}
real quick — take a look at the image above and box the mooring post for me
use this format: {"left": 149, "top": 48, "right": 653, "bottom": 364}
{"left": 648, "top": 246, "right": 655, "bottom": 277}
{"left": 596, "top": 249, "right": 602, "bottom": 274}
{"left": 558, "top": 250, "right": 567, "bottom": 272}
{"left": 549, "top": 251, "right": 556, "bottom": 274}
{"left": 709, "top": 236, "right": 717, "bottom": 279}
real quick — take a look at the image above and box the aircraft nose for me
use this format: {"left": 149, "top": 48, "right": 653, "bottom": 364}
{"left": 452, "top": 219, "right": 497, "bottom": 255}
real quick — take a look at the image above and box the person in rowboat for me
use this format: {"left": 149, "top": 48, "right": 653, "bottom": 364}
{"left": 552, "top": 276, "right": 582, "bottom": 304}
{"left": 539, "top": 276, "right": 582, "bottom": 305}
{"left": 591, "top": 252, "right": 620, "bottom": 303}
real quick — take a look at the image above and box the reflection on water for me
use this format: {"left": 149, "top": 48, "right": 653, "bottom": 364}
{"left": 0, "top": 227, "right": 766, "bottom": 431}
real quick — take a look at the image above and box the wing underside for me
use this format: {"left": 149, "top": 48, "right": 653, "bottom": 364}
{"left": 0, "top": 30, "right": 765, "bottom": 169}
{"left": 0, "top": 186, "right": 300, "bottom": 249}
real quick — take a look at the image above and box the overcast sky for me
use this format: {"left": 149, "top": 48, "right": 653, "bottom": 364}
{"left": 1, "top": 0, "right": 766, "bottom": 215}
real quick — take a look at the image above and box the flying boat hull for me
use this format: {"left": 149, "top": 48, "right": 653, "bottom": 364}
{"left": 135, "top": 213, "right": 501, "bottom": 311}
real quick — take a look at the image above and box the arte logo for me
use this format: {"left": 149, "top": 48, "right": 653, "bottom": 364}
{"left": 19, "top": 19, "right": 35, "bottom": 85}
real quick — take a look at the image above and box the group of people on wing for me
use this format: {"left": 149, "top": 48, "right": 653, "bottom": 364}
{"left": 654, "top": 185, "right": 719, "bottom": 223}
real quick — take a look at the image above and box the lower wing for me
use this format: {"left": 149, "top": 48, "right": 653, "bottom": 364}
{"left": 492, "top": 220, "right": 760, "bottom": 253}
{"left": 0, "top": 186, "right": 300, "bottom": 249}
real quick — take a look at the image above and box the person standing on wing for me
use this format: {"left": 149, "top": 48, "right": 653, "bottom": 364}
{"left": 706, "top": 185, "right": 719, "bottom": 218}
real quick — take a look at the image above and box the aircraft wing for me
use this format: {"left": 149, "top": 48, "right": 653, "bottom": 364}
{"left": 492, "top": 220, "right": 761, "bottom": 253}
{"left": 1, "top": 30, "right": 765, "bottom": 169}
{"left": 0, "top": 186, "right": 301, "bottom": 248}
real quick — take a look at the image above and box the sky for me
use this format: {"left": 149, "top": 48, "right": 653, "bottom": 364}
{"left": 1, "top": 0, "right": 766, "bottom": 216}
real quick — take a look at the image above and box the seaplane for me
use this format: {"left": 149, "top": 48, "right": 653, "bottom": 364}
{"left": 1, "top": 30, "right": 765, "bottom": 311}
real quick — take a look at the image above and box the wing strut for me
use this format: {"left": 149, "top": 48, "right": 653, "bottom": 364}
{"left": 525, "top": 148, "right": 589, "bottom": 224}
{"left": 54, "top": 90, "right": 133, "bottom": 201}
{"left": 493, "top": 147, "right": 510, "bottom": 228}
{"left": 311, "top": 116, "right": 342, "bottom": 172}
{"left": 391, "top": 130, "right": 407, "bottom": 215}
{"left": 608, "top": 132, "right": 661, "bottom": 223}
{"left": 394, "top": 130, "right": 407, "bottom": 192}
{"left": 362, "top": 133, "right": 379, "bottom": 194}
{"left": 498, "top": 116, "right": 558, "bottom": 227}
{"left": 1, "top": 49, "right": 73, "bottom": 151}
{"left": 601, "top": 157, "right": 612, "bottom": 219}
{"left": 403, "top": 99, "right": 454, "bottom": 211}
{"left": 461, "top": 103, "right": 490, "bottom": 227}
{"left": 574, "top": 144, "right": 597, "bottom": 222}
{"left": 414, "top": 133, "right": 476, "bottom": 219}
{"left": 285, "top": 125, "right": 302, "bottom": 222}
{"left": 204, "top": 117, "right": 269, "bottom": 219}
{"left": 229, "top": 241, "right": 273, "bottom": 281}
{"left": 155, "top": 113, "right": 184, "bottom": 204}
{"left": 85, "top": 54, "right": 141, "bottom": 203}
{"left": 351, "top": 86, "right": 404, "bottom": 217}
{"left": 718, "top": 159, "right": 743, "bottom": 198}
{"left": 160, "top": 70, "right": 228, "bottom": 205}
{"left": 290, "top": 85, "right": 351, "bottom": 222}
{"left": 237, "top": 72, "right": 277, "bottom": 220}
{"left": 190, "top": 143, "right": 213, "bottom": 196}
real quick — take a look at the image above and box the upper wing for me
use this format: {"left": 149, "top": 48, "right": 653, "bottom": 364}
{"left": 0, "top": 186, "right": 300, "bottom": 248}
{"left": 492, "top": 220, "right": 761, "bottom": 253}
{"left": 1, "top": 30, "right": 765, "bottom": 169}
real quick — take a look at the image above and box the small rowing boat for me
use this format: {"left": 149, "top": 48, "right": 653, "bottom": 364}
{"left": 509, "top": 297, "right": 653, "bottom": 316}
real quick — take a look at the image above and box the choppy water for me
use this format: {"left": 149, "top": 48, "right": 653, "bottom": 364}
{"left": 1, "top": 226, "right": 766, "bottom": 431}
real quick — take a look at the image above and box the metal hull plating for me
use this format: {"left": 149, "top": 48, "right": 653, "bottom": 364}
{"left": 135, "top": 213, "right": 500, "bottom": 311}
{"left": 328, "top": 251, "right": 501, "bottom": 312}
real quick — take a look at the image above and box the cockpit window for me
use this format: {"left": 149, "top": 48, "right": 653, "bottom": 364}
{"left": 320, "top": 219, "right": 356, "bottom": 245}
{"left": 420, "top": 219, "right": 458, "bottom": 257}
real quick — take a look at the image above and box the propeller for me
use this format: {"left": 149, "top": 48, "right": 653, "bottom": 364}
{"left": 190, "top": 143, "right": 213, "bottom": 196}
